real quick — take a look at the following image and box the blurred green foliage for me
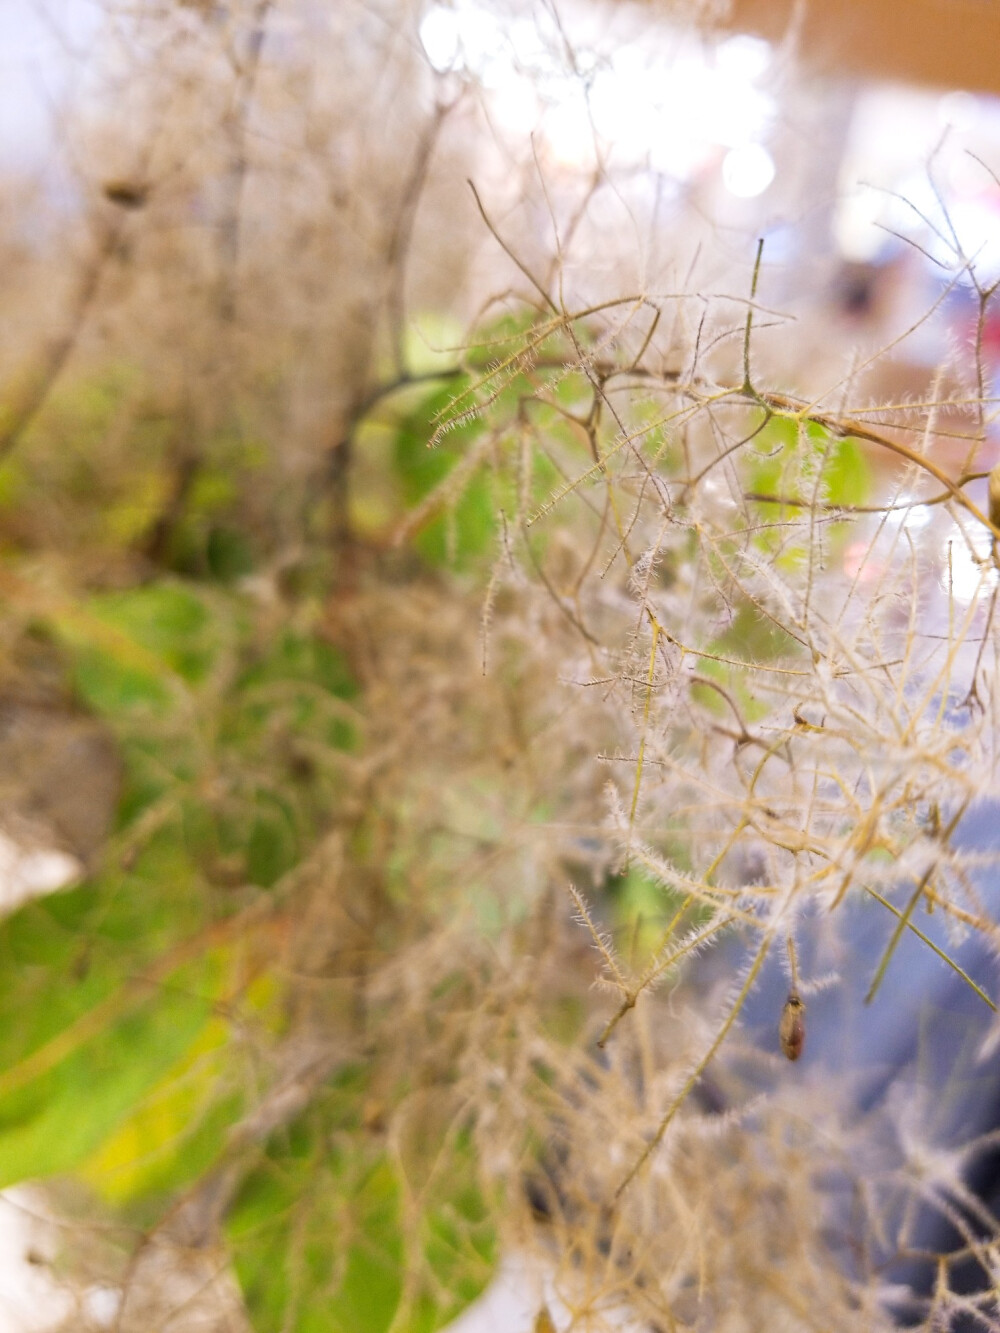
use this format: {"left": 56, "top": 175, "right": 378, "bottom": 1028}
{"left": 2, "top": 305, "right": 855, "bottom": 1327}
{"left": 229, "top": 1085, "right": 495, "bottom": 1333}
{"left": 393, "top": 380, "right": 497, "bottom": 567}
{"left": 744, "top": 414, "right": 872, "bottom": 555}
{"left": 0, "top": 351, "right": 510, "bottom": 1331}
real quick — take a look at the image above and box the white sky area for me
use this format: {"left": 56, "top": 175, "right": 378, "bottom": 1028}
{"left": 3, "top": 0, "right": 997, "bottom": 240}
{"left": 0, "top": 0, "right": 99, "bottom": 169}
{"left": 0, "top": 0, "right": 780, "bottom": 198}
{"left": 418, "top": 0, "right": 1000, "bottom": 277}
{"left": 420, "top": 0, "right": 779, "bottom": 195}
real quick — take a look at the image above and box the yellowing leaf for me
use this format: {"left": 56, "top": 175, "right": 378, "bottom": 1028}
{"left": 80, "top": 1017, "right": 230, "bottom": 1202}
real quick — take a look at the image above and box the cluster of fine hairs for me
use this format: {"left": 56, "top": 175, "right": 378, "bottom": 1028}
{"left": 413, "top": 198, "right": 1000, "bottom": 1326}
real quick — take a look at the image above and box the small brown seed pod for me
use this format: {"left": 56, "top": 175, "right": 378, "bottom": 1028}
{"left": 989, "top": 460, "right": 1000, "bottom": 532}
{"left": 779, "top": 991, "right": 805, "bottom": 1061}
{"left": 102, "top": 180, "right": 149, "bottom": 210}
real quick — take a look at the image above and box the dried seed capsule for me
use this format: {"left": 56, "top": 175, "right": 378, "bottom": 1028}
{"left": 989, "top": 460, "right": 1000, "bottom": 531}
{"left": 779, "top": 991, "right": 805, "bottom": 1061}
{"left": 102, "top": 180, "right": 149, "bottom": 209}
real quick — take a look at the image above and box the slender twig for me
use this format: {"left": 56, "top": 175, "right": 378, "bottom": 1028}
{"left": 864, "top": 885, "right": 996, "bottom": 1013}
{"left": 218, "top": 0, "right": 272, "bottom": 323}
{"left": 615, "top": 933, "right": 772, "bottom": 1199}
{"left": 468, "top": 179, "right": 558, "bottom": 314}
{"left": 0, "top": 213, "right": 126, "bottom": 463}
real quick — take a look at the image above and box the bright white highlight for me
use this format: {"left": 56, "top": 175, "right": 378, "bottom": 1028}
{"left": 941, "top": 533, "right": 998, "bottom": 604}
{"left": 0, "top": 832, "right": 80, "bottom": 916}
{"left": 938, "top": 89, "right": 978, "bottom": 132}
{"left": 722, "top": 143, "right": 776, "bottom": 198}
{"left": 418, "top": 2, "right": 776, "bottom": 178}
{"left": 418, "top": 6, "right": 462, "bottom": 70}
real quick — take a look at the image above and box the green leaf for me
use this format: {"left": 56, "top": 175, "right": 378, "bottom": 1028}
{"left": 0, "top": 950, "right": 215, "bottom": 1188}
{"left": 823, "top": 434, "right": 871, "bottom": 508}
{"left": 744, "top": 416, "right": 871, "bottom": 517}
{"left": 233, "top": 629, "right": 359, "bottom": 755}
{"left": 228, "top": 1094, "right": 496, "bottom": 1333}
{"left": 229, "top": 1130, "right": 404, "bottom": 1333}
{"left": 246, "top": 798, "right": 299, "bottom": 887}
{"left": 57, "top": 583, "right": 220, "bottom": 718}
{"left": 392, "top": 385, "right": 496, "bottom": 568}
{"left": 709, "top": 600, "right": 795, "bottom": 664}
{"left": 80, "top": 1017, "right": 240, "bottom": 1204}
{"left": 206, "top": 525, "right": 256, "bottom": 581}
